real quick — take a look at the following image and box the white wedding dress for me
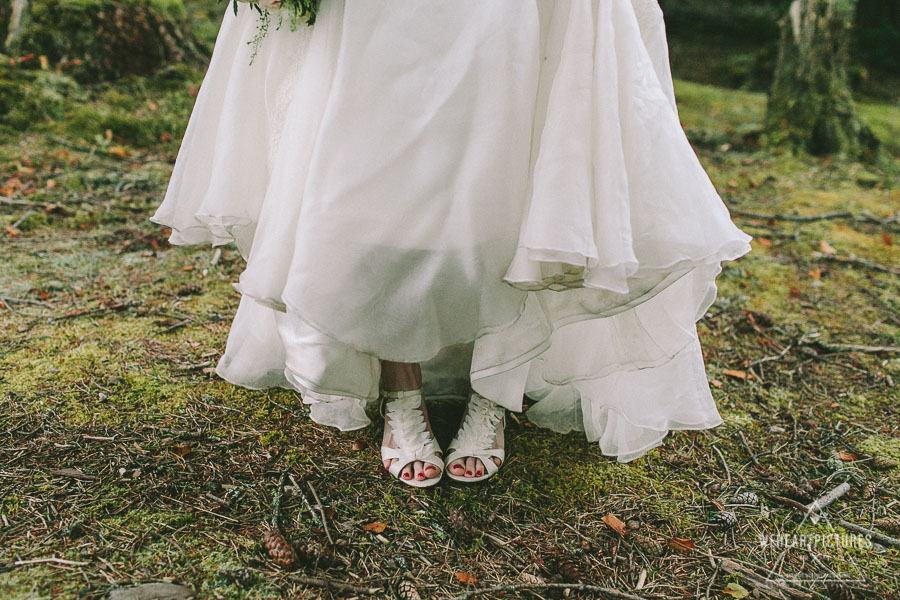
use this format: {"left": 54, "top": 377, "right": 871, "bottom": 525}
{"left": 151, "top": 0, "right": 753, "bottom": 462}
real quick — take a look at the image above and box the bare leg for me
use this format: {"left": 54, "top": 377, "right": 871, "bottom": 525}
{"left": 381, "top": 361, "right": 440, "bottom": 482}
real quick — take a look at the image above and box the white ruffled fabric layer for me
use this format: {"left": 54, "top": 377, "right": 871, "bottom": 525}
{"left": 152, "top": 0, "right": 752, "bottom": 463}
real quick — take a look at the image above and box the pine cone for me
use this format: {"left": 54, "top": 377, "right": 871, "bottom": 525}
{"left": 263, "top": 529, "right": 296, "bottom": 569}
{"left": 297, "top": 540, "right": 336, "bottom": 566}
{"left": 873, "top": 517, "right": 900, "bottom": 535}
{"left": 871, "top": 456, "right": 898, "bottom": 471}
{"left": 859, "top": 480, "right": 877, "bottom": 500}
{"left": 824, "top": 580, "right": 855, "bottom": 600}
{"left": 520, "top": 572, "right": 545, "bottom": 585}
{"left": 218, "top": 568, "right": 254, "bottom": 589}
{"left": 633, "top": 534, "right": 665, "bottom": 557}
{"left": 447, "top": 507, "right": 475, "bottom": 536}
{"left": 396, "top": 580, "right": 422, "bottom": 600}
{"left": 709, "top": 510, "right": 738, "bottom": 529}
{"left": 557, "top": 558, "right": 583, "bottom": 583}
{"left": 175, "top": 283, "right": 202, "bottom": 297}
{"left": 776, "top": 480, "right": 813, "bottom": 503}
{"left": 730, "top": 491, "right": 760, "bottom": 506}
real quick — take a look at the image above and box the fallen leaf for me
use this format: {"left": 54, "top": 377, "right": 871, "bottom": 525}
{"left": 49, "top": 468, "right": 97, "bottom": 481}
{"left": 170, "top": 443, "right": 192, "bottom": 457}
{"left": 838, "top": 451, "right": 859, "bottom": 461}
{"left": 602, "top": 514, "right": 628, "bottom": 536}
{"left": 723, "top": 369, "right": 755, "bottom": 381}
{"left": 819, "top": 240, "right": 836, "bottom": 254}
{"left": 667, "top": 537, "right": 695, "bottom": 553}
{"left": 182, "top": 265, "right": 195, "bottom": 271}
{"left": 711, "top": 379, "right": 723, "bottom": 388}
{"left": 108, "top": 146, "right": 132, "bottom": 158}
{"left": 808, "top": 268, "right": 821, "bottom": 279}
{"left": 109, "top": 583, "right": 194, "bottom": 600}
{"left": 363, "top": 521, "right": 387, "bottom": 533}
{"left": 789, "top": 287, "right": 801, "bottom": 298}
{"left": 757, "top": 237, "right": 772, "bottom": 248}
{"left": 455, "top": 572, "right": 478, "bottom": 584}
{"left": 724, "top": 582, "right": 750, "bottom": 598}
{"left": 39, "top": 55, "right": 49, "bottom": 70}
{"left": 882, "top": 232, "right": 893, "bottom": 246}
{"left": 351, "top": 440, "right": 366, "bottom": 451}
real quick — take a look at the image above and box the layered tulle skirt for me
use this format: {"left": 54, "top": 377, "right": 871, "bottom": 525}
{"left": 151, "top": 0, "right": 753, "bottom": 462}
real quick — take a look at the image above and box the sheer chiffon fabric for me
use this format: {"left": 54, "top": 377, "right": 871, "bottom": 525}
{"left": 151, "top": 0, "right": 752, "bottom": 463}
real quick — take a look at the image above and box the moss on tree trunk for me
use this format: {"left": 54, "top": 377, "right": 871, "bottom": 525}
{"left": 765, "top": 0, "right": 879, "bottom": 157}
{"left": 5, "top": 0, "right": 206, "bottom": 82}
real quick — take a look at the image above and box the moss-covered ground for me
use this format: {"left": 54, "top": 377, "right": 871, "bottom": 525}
{"left": 1, "top": 18, "right": 898, "bottom": 600}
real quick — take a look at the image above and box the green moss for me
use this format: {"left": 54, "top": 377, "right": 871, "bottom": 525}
{"left": 15, "top": 212, "right": 49, "bottom": 232}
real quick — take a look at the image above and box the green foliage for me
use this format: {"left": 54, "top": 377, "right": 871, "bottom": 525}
{"left": 0, "top": 65, "right": 84, "bottom": 130}
{"left": 10, "top": 0, "right": 205, "bottom": 82}
{"left": 660, "top": 0, "right": 900, "bottom": 100}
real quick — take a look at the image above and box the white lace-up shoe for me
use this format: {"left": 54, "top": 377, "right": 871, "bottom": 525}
{"left": 379, "top": 388, "right": 444, "bottom": 488}
{"left": 444, "top": 393, "right": 506, "bottom": 483}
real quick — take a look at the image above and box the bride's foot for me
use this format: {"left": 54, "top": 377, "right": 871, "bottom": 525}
{"left": 445, "top": 393, "right": 505, "bottom": 481}
{"left": 380, "top": 389, "right": 443, "bottom": 485}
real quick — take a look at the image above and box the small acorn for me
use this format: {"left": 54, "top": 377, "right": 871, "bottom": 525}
{"left": 263, "top": 529, "right": 297, "bottom": 569}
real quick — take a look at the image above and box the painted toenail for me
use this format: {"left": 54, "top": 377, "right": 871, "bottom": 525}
{"left": 476, "top": 471, "right": 482, "bottom": 476}
{"left": 465, "top": 470, "right": 472, "bottom": 476}
{"left": 403, "top": 473, "right": 411, "bottom": 478}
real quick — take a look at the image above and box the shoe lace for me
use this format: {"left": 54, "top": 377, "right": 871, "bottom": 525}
{"left": 454, "top": 394, "right": 504, "bottom": 453}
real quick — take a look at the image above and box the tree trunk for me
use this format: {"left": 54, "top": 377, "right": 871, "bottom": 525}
{"left": 765, "top": 0, "right": 879, "bottom": 157}
{"left": 4, "top": 0, "right": 31, "bottom": 50}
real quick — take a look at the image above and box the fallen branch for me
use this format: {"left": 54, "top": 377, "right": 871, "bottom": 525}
{"left": 49, "top": 468, "right": 98, "bottom": 481}
{"left": 765, "top": 492, "right": 900, "bottom": 548}
{"left": 10, "top": 210, "right": 36, "bottom": 230}
{"left": 809, "top": 342, "right": 899, "bottom": 355}
{"left": 811, "top": 252, "right": 899, "bottom": 275}
{"left": 717, "top": 558, "right": 814, "bottom": 599}
{"left": 836, "top": 519, "right": 900, "bottom": 548}
{"left": 733, "top": 209, "right": 900, "bottom": 231}
{"left": 306, "top": 480, "right": 334, "bottom": 545}
{"left": 51, "top": 301, "right": 138, "bottom": 322}
{"left": 711, "top": 444, "right": 732, "bottom": 485}
{"left": 804, "top": 482, "right": 850, "bottom": 522}
{"left": 13, "top": 557, "right": 90, "bottom": 568}
{"left": 733, "top": 209, "right": 853, "bottom": 223}
{"left": 452, "top": 582, "right": 647, "bottom": 600}
{"left": 285, "top": 574, "right": 381, "bottom": 596}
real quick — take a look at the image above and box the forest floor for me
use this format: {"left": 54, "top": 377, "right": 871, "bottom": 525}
{"left": 1, "top": 48, "right": 899, "bottom": 600}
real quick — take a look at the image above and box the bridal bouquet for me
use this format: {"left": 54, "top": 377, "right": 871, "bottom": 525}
{"left": 221, "top": 0, "right": 321, "bottom": 62}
